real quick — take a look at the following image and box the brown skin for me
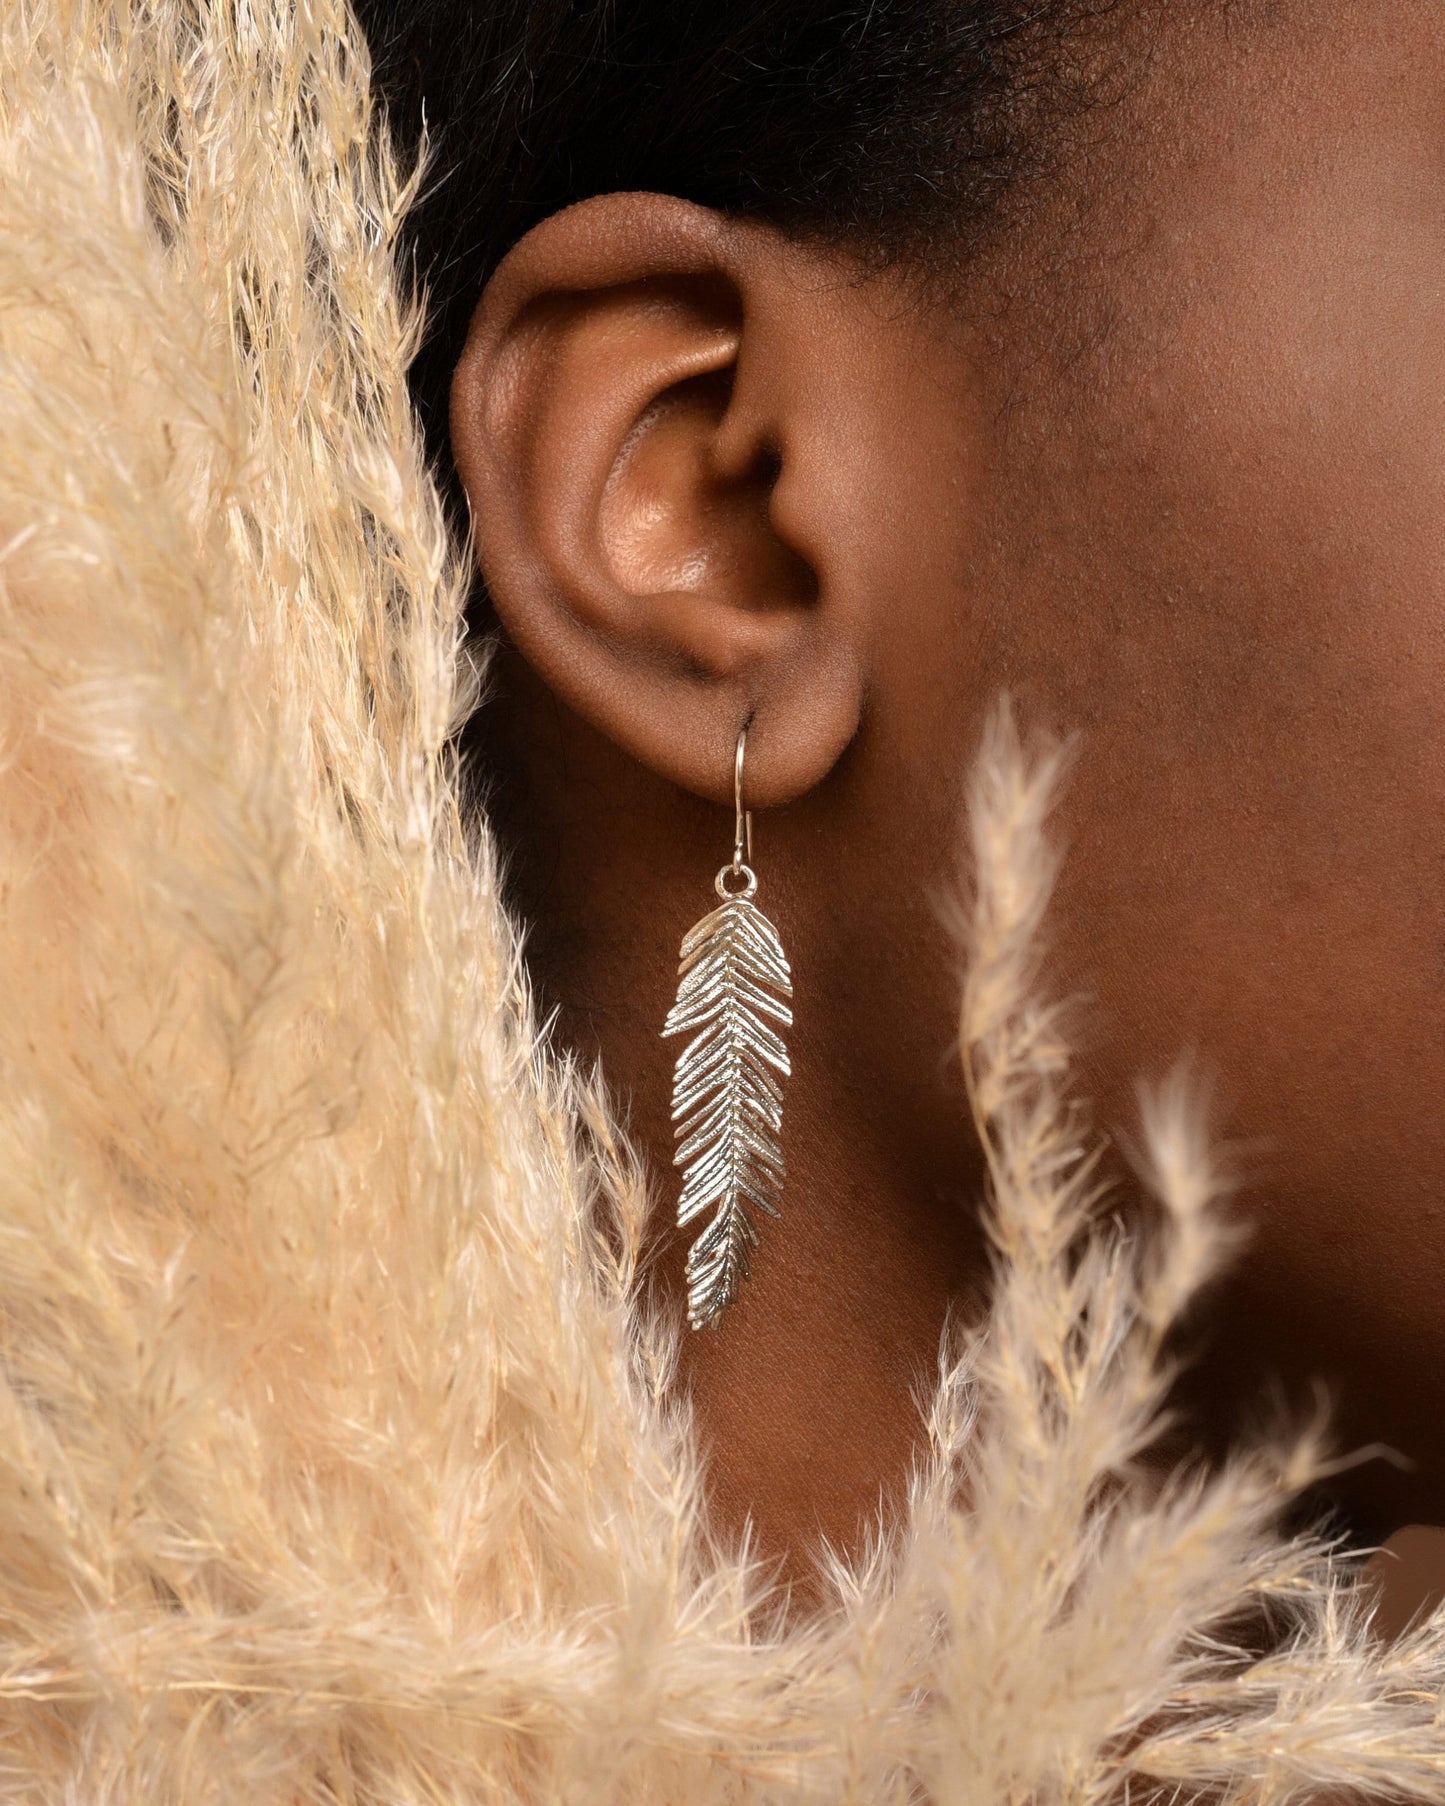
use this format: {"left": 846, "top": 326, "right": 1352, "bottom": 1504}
{"left": 451, "top": 0, "right": 1445, "bottom": 1602}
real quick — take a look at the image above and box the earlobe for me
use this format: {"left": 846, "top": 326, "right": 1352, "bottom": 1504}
{"left": 448, "top": 191, "right": 865, "bottom": 808}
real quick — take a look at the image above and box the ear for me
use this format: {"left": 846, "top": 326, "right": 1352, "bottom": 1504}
{"left": 449, "top": 191, "right": 871, "bottom": 808}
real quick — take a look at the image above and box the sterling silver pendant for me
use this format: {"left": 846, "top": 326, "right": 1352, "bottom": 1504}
{"left": 661, "top": 732, "right": 792, "bottom": 1329}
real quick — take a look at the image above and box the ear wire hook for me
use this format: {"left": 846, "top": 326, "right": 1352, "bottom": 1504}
{"left": 733, "top": 724, "right": 754, "bottom": 873}
{"left": 666, "top": 713, "right": 791, "bottom": 1328}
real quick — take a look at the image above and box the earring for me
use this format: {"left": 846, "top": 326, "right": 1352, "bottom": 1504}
{"left": 662, "top": 724, "right": 793, "bottom": 1329}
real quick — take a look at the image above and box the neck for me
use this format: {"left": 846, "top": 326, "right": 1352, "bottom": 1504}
{"left": 469, "top": 642, "right": 989, "bottom": 1586}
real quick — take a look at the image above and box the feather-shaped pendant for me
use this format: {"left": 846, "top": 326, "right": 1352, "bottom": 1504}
{"left": 662, "top": 859, "right": 793, "bottom": 1329}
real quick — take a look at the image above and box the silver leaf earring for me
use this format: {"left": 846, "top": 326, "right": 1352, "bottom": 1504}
{"left": 662, "top": 724, "right": 793, "bottom": 1329}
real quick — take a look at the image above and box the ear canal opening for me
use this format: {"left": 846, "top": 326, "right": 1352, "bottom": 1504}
{"left": 600, "top": 366, "right": 817, "bottom": 616}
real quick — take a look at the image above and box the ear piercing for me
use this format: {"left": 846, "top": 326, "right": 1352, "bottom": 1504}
{"left": 661, "top": 726, "right": 793, "bottom": 1329}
